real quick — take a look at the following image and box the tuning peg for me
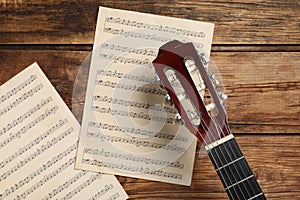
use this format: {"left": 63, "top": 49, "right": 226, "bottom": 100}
{"left": 154, "top": 74, "right": 161, "bottom": 82}
{"left": 185, "top": 58, "right": 201, "bottom": 75}
{"left": 184, "top": 58, "right": 195, "bottom": 68}
{"left": 165, "top": 93, "right": 171, "bottom": 101}
{"left": 222, "top": 100, "right": 226, "bottom": 107}
{"left": 164, "top": 93, "right": 173, "bottom": 104}
{"left": 205, "top": 102, "right": 216, "bottom": 112}
{"left": 175, "top": 113, "right": 185, "bottom": 125}
{"left": 175, "top": 113, "right": 182, "bottom": 120}
{"left": 218, "top": 92, "right": 228, "bottom": 100}
{"left": 209, "top": 72, "right": 220, "bottom": 86}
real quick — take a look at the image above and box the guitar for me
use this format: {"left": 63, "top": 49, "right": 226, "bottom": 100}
{"left": 152, "top": 40, "right": 266, "bottom": 200}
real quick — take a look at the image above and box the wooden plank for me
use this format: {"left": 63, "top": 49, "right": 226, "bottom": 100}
{"left": 0, "top": 50, "right": 299, "bottom": 134}
{"left": 0, "top": 0, "right": 299, "bottom": 44}
{"left": 118, "top": 135, "right": 300, "bottom": 199}
{"left": 212, "top": 52, "right": 300, "bottom": 133}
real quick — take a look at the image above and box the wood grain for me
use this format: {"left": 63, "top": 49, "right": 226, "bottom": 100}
{"left": 0, "top": 50, "right": 298, "bottom": 134}
{"left": 118, "top": 135, "right": 300, "bottom": 199}
{"left": 0, "top": 1, "right": 299, "bottom": 199}
{"left": 212, "top": 52, "right": 300, "bottom": 133}
{"left": 0, "top": 0, "right": 299, "bottom": 44}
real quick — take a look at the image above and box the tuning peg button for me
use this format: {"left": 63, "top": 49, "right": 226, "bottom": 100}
{"left": 165, "top": 93, "right": 173, "bottom": 103}
{"left": 175, "top": 113, "right": 182, "bottom": 120}
{"left": 175, "top": 113, "right": 185, "bottom": 125}
{"left": 209, "top": 72, "right": 220, "bottom": 86}
{"left": 218, "top": 92, "right": 228, "bottom": 100}
{"left": 209, "top": 72, "right": 215, "bottom": 79}
{"left": 154, "top": 74, "right": 161, "bottom": 82}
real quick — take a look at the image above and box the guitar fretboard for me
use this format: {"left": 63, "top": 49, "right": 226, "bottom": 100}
{"left": 206, "top": 135, "right": 266, "bottom": 200}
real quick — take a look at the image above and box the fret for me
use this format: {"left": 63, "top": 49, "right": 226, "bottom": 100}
{"left": 216, "top": 156, "right": 245, "bottom": 171}
{"left": 248, "top": 193, "right": 264, "bottom": 200}
{"left": 216, "top": 157, "right": 253, "bottom": 186}
{"left": 225, "top": 175, "right": 254, "bottom": 190}
{"left": 226, "top": 177, "right": 265, "bottom": 200}
{"left": 206, "top": 136, "right": 266, "bottom": 200}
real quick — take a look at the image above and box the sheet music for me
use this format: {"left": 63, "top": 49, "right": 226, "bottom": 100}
{"left": 0, "top": 63, "right": 128, "bottom": 200}
{"left": 75, "top": 6, "right": 214, "bottom": 186}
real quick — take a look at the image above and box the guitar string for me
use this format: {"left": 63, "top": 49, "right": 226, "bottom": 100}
{"left": 160, "top": 65, "right": 241, "bottom": 199}
{"left": 157, "top": 69, "right": 256, "bottom": 199}
{"left": 212, "top": 114, "right": 259, "bottom": 198}
{"left": 182, "top": 66, "right": 256, "bottom": 199}
{"left": 203, "top": 54, "right": 262, "bottom": 198}
{"left": 203, "top": 75, "right": 255, "bottom": 199}
{"left": 181, "top": 67, "right": 244, "bottom": 199}
{"left": 191, "top": 110, "right": 245, "bottom": 200}
{"left": 171, "top": 87, "right": 241, "bottom": 199}
{"left": 191, "top": 55, "right": 259, "bottom": 199}
{"left": 211, "top": 115, "right": 255, "bottom": 199}
{"left": 207, "top": 70, "right": 259, "bottom": 197}
{"left": 194, "top": 79, "right": 259, "bottom": 199}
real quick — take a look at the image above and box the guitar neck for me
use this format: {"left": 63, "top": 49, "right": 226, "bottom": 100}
{"left": 205, "top": 134, "right": 266, "bottom": 200}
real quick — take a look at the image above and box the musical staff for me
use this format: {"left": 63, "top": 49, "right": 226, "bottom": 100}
{"left": 102, "top": 28, "right": 204, "bottom": 50}
{"left": 13, "top": 157, "right": 76, "bottom": 200}
{"left": 0, "top": 83, "right": 43, "bottom": 117}
{"left": 107, "top": 193, "right": 120, "bottom": 200}
{"left": 41, "top": 171, "right": 88, "bottom": 200}
{"left": 0, "top": 63, "right": 128, "bottom": 200}
{"left": 99, "top": 53, "right": 151, "bottom": 66}
{"left": 97, "top": 69, "right": 155, "bottom": 83}
{"left": 82, "top": 159, "right": 183, "bottom": 180}
{"left": 0, "top": 74, "right": 37, "bottom": 104}
{"left": 91, "top": 106, "right": 177, "bottom": 124}
{"left": 0, "top": 104, "right": 59, "bottom": 149}
{"left": 0, "top": 96, "right": 53, "bottom": 137}
{"left": 1, "top": 145, "right": 77, "bottom": 198}
{"left": 105, "top": 17, "right": 205, "bottom": 38}
{"left": 60, "top": 174, "right": 103, "bottom": 200}
{"left": 0, "top": 130, "right": 75, "bottom": 182}
{"left": 95, "top": 80, "right": 166, "bottom": 95}
{"left": 86, "top": 131, "right": 186, "bottom": 153}
{"left": 83, "top": 148, "right": 185, "bottom": 169}
{"left": 76, "top": 6, "right": 213, "bottom": 186}
{"left": 87, "top": 184, "right": 114, "bottom": 200}
{"left": 100, "top": 43, "right": 157, "bottom": 57}
{"left": 103, "top": 27, "right": 171, "bottom": 43}
{"left": 0, "top": 119, "right": 68, "bottom": 169}
{"left": 88, "top": 121, "right": 188, "bottom": 142}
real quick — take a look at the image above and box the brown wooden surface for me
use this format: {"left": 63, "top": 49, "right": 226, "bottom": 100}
{"left": 0, "top": 0, "right": 300, "bottom": 44}
{"left": 0, "top": 1, "right": 299, "bottom": 199}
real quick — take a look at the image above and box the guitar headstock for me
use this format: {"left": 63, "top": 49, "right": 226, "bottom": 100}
{"left": 152, "top": 40, "right": 230, "bottom": 144}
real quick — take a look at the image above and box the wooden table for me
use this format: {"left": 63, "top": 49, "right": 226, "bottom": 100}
{"left": 1, "top": 1, "right": 299, "bottom": 199}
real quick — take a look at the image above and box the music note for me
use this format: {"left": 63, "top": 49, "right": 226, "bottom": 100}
{"left": 0, "top": 63, "right": 128, "bottom": 199}
{"left": 75, "top": 6, "right": 214, "bottom": 186}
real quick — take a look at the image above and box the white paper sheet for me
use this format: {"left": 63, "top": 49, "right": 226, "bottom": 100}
{"left": 75, "top": 6, "right": 214, "bottom": 186}
{"left": 0, "top": 63, "right": 128, "bottom": 200}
